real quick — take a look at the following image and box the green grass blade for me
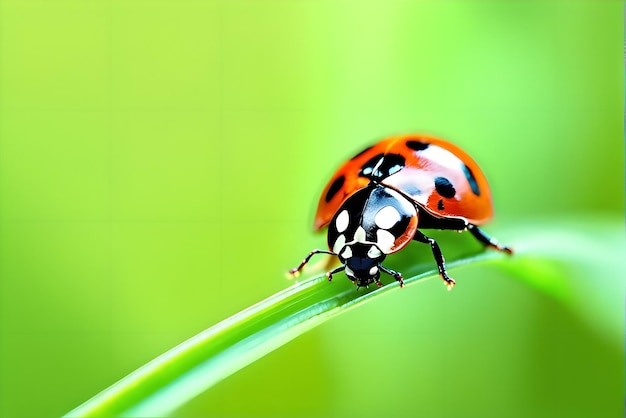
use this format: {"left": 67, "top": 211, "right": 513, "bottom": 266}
{"left": 64, "top": 248, "right": 502, "bottom": 417}
{"left": 495, "top": 216, "right": 625, "bottom": 346}
{"left": 64, "top": 216, "right": 624, "bottom": 417}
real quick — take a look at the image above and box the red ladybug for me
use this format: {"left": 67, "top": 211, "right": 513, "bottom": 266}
{"left": 290, "top": 134, "right": 512, "bottom": 290}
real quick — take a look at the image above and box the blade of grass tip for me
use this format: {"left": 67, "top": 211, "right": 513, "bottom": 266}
{"left": 64, "top": 248, "right": 502, "bottom": 418}
{"left": 495, "top": 217, "right": 625, "bottom": 347}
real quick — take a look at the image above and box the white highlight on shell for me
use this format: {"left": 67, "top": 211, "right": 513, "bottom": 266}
{"left": 335, "top": 210, "right": 349, "bottom": 233}
{"left": 419, "top": 144, "right": 464, "bottom": 171}
{"left": 371, "top": 156, "right": 385, "bottom": 175}
{"left": 332, "top": 234, "right": 346, "bottom": 254}
{"left": 367, "top": 245, "right": 382, "bottom": 259}
{"left": 374, "top": 205, "right": 401, "bottom": 229}
{"left": 376, "top": 229, "right": 396, "bottom": 253}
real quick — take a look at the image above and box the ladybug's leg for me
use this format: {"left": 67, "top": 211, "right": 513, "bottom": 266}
{"left": 467, "top": 224, "right": 513, "bottom": 255}
{"left": 326, "top": 265, "right": 345, "bottom": 282}
{"left": 413, "top": 231, "right": 456, "bottom": 290}
{"left": 289, "top": 249, "right": 335, "bottom": 277}
{"left": 379, "top": 265, "right": 404, "bottom": 288}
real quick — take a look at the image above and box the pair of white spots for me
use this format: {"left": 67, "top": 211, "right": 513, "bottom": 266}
{"left": 332, "top": 205, "right": 402, "bottom": 257}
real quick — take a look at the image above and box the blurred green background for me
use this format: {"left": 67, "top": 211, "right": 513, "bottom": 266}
{"left": 0, "top": 1, "right": 623, "bottom": 417}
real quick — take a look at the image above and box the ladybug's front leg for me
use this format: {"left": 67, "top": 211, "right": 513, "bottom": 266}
{"left": 289, "top": 249, "right": 335, "bottom": 277}
{"left": 380, "top": 265, "right": 404, "bottom": 288}
{"left": 326, "top": 265, "right": 345, "bottom": 282}
{"left": 413, "top": 231, "right": 456, "bottom": 290}
{"left": 467, "top": 224, "right": 513, "bottom": 255}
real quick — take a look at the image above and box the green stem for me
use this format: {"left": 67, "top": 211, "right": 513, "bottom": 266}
{"left": 64, "top": 250, "right": 502, "bottom": 417}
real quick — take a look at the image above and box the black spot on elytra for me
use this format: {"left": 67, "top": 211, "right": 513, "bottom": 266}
{"left": 437, "top": 199, "right": 445, "bottom": 210}
{"left": 463, "top": 164, "right": 481, "bottom": 196}
{"left": 359, "top": 153, "right": 405, "bottom": 180}
{"left": 406, "top": 140, "right": 429, "bottom": 151}
{"left": 350, "top": 145, "right": 374, "bottom": 160}
{"left": 434, "top": 177, "right": 456, "bottom": 198}
{"left": 325, "top": 175, "right": 345, "bottom": 203}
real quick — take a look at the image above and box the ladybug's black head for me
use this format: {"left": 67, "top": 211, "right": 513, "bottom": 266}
{"left": 339, "top": 243, "right": 386, "bottom": 287}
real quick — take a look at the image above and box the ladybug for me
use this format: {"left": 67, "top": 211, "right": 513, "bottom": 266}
{"left": 290, "top": 134, "right": 512, "bottom": 290}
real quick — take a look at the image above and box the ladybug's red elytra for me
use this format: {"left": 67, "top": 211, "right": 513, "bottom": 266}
{"left": 290, "top": 134, "right": 512, "bottom": 290}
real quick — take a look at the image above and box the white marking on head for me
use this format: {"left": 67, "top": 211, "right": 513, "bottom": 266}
{"left": 374, "top": 205, "right": 401, "bottom": 229}
{"left": 345, "top": 265, "right": 355, "bottom": 279}
{"left": 332, "top": 234, "right": 346, "bottom": 254}
{"left": 335, "top": 210, "right": 349, "bottom": 233}
{"left": 376, "top": 229, "right": 396, "bottom": 253}
{"left": 367, "top": 245, "right": 382, "bottom": 259}
{"left": 341, "top": 246, "right": 352, "bottom": 259}
{"left": 369, "top": 265, "right": 379, "bottom": 276}
{"left": 354, "top": 226, "right": 367, "bottom": 243}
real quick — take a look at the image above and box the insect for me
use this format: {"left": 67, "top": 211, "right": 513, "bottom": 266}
{"left": 290, "top": 134, "right": 512, "bottom": 290}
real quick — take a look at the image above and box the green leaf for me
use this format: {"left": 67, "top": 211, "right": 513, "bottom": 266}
{"left": 65, "top": 249, "right": 502, "bottom": 416}
{"left": 64, "top": 216, "right": 624, "bottom": 417}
